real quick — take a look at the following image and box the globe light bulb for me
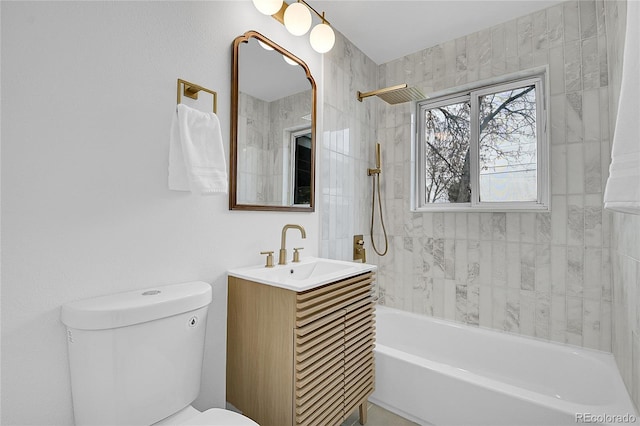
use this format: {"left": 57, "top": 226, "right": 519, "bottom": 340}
{"left": 309, "top": 23, "right": 335, "bottom": 53}
{"left": 284, "top": 2, "right": 312, "bottom": 36}
{"left": 283, "top": 55, "right": 298, "bottom": 66}
{"left": 252, "top": 0, "right": 283, "bottom": 16}
{"left": 258, "top": 40, "right": 274, "bottom": 51}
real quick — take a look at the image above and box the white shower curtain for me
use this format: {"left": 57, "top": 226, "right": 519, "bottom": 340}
{"left": 604, "top": 0, "right": 640, "bottom": 214}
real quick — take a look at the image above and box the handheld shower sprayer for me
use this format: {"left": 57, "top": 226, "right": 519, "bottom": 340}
{"left": 368, "top": 143, "right": 382, "bottom": 176}
{"left": 369, "top": 143, "right": 388, "bottom": 256}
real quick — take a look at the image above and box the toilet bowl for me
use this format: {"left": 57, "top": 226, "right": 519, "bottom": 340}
{"left": 154, "top": 406, "right": 257, "bottom": 426}
{"left": 61, "top": 281, "right": 257, "bottom": 426}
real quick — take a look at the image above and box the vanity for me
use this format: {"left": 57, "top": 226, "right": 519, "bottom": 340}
{"left": 227, "top": 257, "right": 376, "bottom": 426}
{"left": 226, "top": 30, "right": 372, "bottom": 426}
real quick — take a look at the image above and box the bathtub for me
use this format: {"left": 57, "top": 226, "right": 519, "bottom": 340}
{"left": 370, "top": 306, "right": 638, "bottom": 426}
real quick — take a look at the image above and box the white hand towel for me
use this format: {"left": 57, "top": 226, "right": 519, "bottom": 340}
{"left": 604, "top": 0, "right": 640, "bottom": 214}
{"left": 169, "top": 103, "right": 228, "bottom": 195}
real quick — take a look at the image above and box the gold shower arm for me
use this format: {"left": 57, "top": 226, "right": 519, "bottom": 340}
{"left": 357, "top": 84, "right": 408, "bottom": 102}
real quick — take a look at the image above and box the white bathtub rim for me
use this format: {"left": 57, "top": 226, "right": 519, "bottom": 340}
{"left": 374, "top": 305, "right": 638, "bottom": 419}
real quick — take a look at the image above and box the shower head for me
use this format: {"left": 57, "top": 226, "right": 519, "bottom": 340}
{"left": 357, "top": 84, "right": 425, "bottom": 105}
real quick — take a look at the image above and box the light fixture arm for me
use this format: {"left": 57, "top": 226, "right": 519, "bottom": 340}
{"left": 298, "top": 0, "right": 330, "bottom": 26}
{"left": 272, "top": 0, "right": 330, "bottom": 27}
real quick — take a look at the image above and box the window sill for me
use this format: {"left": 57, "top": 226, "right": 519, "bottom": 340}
{"left": 411, "top": 203, "right": 550, "bottom": 213}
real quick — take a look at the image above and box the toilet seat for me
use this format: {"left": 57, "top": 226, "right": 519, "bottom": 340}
{"left": 180, "top": 408, "right": 258, "bottom": 426}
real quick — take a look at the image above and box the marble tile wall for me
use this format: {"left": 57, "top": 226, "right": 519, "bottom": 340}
{"left": 237, "top": 92, "right": 271, "bottom": 204}
{"left": 605, "top": 0, "right": 640, "bottom": 411}
{"left": 320, "top": 33, "right": 379, "bottom": 259}
{"left": 319, "top": 0, "right": 637, "bottom": 409}
{"left": 373, "top": 0, "right": 613, "bottom": 351}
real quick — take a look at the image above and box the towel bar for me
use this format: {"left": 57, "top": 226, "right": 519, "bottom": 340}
{"left": 177, "top": 78, "right": 217, "bottom": 113}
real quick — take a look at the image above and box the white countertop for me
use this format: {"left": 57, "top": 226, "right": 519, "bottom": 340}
{"left": 227, "top": 256, "right": 377, "bottom": 292}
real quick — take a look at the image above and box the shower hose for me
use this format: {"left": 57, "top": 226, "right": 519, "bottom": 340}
{"left": 370, "top": 171, "right": 389, "bottom": 256}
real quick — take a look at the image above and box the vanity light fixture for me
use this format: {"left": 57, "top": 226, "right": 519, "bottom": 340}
{"left": 253, "top": 0, "right": 336, "bottom": 54}
{"left": 309, "top": 12, "right": 335, "bottom": 53}
{"left": 252, "top": 0, "right": 284, "bottom": 16}
{"left": 284, "top": 1, "right": 312, "bottom": 36}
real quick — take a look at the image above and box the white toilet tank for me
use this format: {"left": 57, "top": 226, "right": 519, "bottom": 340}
{"left": 61, "top": 281, "right": 212, "bottom": 426}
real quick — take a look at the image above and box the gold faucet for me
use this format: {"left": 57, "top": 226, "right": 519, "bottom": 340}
{"left": 279, "top": 224, "right": 306, "bottom": 265}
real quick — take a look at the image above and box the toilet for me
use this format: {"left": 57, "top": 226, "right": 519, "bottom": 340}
{"left": 61, "top": 281, "right": 258, "bottom": 426}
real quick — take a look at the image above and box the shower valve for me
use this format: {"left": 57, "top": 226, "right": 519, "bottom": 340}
{"left": 353, "top": 235, "right": 366, "bottom": 263}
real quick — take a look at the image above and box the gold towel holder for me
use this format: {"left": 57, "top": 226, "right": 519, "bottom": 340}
{"left": 177, "top": 78, "right": 218, "bottom": 113}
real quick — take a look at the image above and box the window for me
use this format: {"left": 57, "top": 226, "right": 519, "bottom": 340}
{"left": 413, "top": 73, "right": 548, "bottom": 211}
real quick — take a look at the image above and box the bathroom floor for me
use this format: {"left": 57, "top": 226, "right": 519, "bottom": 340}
{"left": 341, "top": 402, "right": 418, "bottom": 426}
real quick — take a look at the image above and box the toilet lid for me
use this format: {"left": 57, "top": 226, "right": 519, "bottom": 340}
{"left": 181, "top": 408, "right": 259, "bottom": 426}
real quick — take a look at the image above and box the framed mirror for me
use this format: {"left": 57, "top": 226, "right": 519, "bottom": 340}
{"left": 230, "top": 31, "right": 316, "bottom": 211}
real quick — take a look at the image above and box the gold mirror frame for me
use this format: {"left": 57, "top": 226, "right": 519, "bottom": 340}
{"left": 229, "top": 30, "right": 317, "bottom": 212}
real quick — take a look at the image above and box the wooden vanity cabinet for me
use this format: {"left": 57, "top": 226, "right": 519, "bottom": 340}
{"left": 227, "top": 271, "right": 376, "bottom": 426}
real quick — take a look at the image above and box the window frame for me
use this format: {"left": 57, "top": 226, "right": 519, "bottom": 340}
{"left": 412, "top": 70, "right": 549, "bottom": 212}
{"left": 287, "top": 127, "right": 313, "bottom": 207}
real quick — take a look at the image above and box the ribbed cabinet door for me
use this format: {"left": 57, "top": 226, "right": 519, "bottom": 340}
{"left": 294, "top": 310, "right": 345, "bottom": 426}
{"left": 293, "top": 272, "right": 375, "bottom": 426}
{"left": 344, "top": 297, "right": 375, "bottom": 417}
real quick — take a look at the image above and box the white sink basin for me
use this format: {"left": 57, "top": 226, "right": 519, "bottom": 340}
{"left": 228, "top": 257, "right": 376, "bottom": 291}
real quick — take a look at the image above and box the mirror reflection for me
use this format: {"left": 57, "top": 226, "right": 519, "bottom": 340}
{"left": 231, "top": 31, "right": 316, "bottom": 211}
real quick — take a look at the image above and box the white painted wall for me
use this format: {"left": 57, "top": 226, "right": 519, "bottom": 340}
{"left": 1, "top": 2, "right": 322, "bottom": 424}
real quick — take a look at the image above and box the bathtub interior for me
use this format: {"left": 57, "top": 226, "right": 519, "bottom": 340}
{"left": 376, "top": 308, "right": 618, "bottom": 405}
{"left": 372, "top": 305, "right": 638, "bottom": 426}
